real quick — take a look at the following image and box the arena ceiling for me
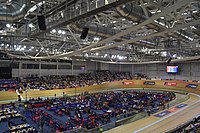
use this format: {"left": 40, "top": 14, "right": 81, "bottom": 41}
{"left": 0, "top": 0, "right": 200, "bottom": 64}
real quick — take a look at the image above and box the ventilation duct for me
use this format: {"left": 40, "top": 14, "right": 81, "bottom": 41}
{"left": 71, "top": 21, "right": 117, "bottom": 38}
{"left": 116, "top": 3, "right": 161, "bottom": 31}
{"left": 117, "top": 3, "right": 150, "bottom": 22}
{"left": 0, "top": 0, "right": 30, "bottom": 21}
{"left": 71, "top": 3, "right": 160, "bottom": 43}
{"left": 71, "top": 22, "right": 155, "bottom": 48}
{"left": 72, "top": 22, "right": 140, "bottom": 41}
{"left": 72, "top": 20, "right": 138, "bottom": 41}
{"left": 116, "top": 2, "right": 192, "bottom": 40}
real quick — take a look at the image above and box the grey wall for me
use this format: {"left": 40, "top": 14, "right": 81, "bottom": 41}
{"left": 100, "top": 63, "right": 109, "bottom": 70}
{"left": 0, "top": 59, "right": 199, "bottom": 80}
{"left": 11, "top": 60, "right": 83, "bottom": 77}
{"left": 121, "top": 64, "right": 132, "bottom": 72}
{"left": 109, "top": 64, "right": 120, "bottom": 71}
{"left": 106, "top": 62, "right": 200, "bottom": 80}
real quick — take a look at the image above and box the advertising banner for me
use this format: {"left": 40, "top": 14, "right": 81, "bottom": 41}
{"left": 143, "top": 81, "right": 155, "bottom": 85}
{"left": 154, "top": 104, "right": 187, "bottom": 118}
{"left": 164, "top": 82, "right": 177, "bottom": 86}
{"left": 186, "top": 84, "right": 198, "bottom": 89}
{"left": 154, "top": 110, "right": 171, "bottom": 117}
{"left": 122, "top": 81, "right": 134, "bottom": 85}
{"left": 175, "top": 104, "right": 187, "bottom": 108}
{"left": 168, "top": 107, "right": 179, "bottom": 112}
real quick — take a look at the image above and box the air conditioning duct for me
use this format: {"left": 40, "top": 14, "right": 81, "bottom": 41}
{"left": 116, "top": 2, "right": 192, "bottom": 40}
{"left": 116, "top": 3, "right": 161, "bottom": 31}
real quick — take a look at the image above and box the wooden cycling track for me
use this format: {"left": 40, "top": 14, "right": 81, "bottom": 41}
{"left": 0, "top": 80, "right": 199, "bottom": 132}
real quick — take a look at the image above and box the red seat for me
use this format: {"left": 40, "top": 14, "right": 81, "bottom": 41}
{"left": 49, "top": 120, "right": 54, "bottom": 125}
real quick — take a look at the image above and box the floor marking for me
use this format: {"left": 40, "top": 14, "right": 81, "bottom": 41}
{"left": 16, "top": 89, "right": 24, "bottom": 100}
{"left": 133, "top": 93, "right": 200, "bottom": 133}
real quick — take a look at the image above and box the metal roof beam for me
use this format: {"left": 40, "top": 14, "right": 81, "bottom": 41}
{"left": 24, "top": 0, "right": 196, "bottom": 59}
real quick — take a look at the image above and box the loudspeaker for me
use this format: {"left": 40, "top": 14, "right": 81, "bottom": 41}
{"left": 80, "top": 27, "right": 89, "bottom": 39}
{"left": 167, "top": 58, "right": 172, "bottom": 63}
{"left": 37, "top": 15, "right": 46, "bottom": 30}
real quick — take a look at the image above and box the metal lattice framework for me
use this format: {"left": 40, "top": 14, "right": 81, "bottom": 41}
{"left": 0, "top": 0, "right": 199, "bottom": 64}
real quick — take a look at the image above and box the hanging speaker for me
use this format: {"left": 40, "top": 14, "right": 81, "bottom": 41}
{"left": 167, "top": 58, "right": 172, "bottom": 63}
{"left": 37, "top": 15, "right": 46, "bottom": 30}
{"left": 80, "top": 27, "right": 89, "bottom": 39}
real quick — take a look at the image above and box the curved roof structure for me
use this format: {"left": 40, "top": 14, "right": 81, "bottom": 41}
{"left": 0, "top": 0, "right": 199, "bottom": 64}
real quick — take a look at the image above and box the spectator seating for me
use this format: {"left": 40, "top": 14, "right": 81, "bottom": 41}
{"left": 0, "top": 79, "right": 19, "bottom": 91}
{"left": 23, "top": 90, "right": 175, "bottom": 132}
{"left": 167, "top": 115, "right": 200, "bottom": 133}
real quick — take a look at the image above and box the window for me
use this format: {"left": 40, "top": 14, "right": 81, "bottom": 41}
{"left": 41, "top": 64, "right": 57, "bottom": 69}
{"left": 11, "top": 63, "right": 19, "bottom": 68}
{"left": 22, "top": 63, "right": 39, "bottom": 69}
{"left": 74, "top": 65, "right": 85, "bottom": 70}
{"left": 22, "top": 64, "right": 27, "bottom": 69}
{"left": 58, "top": 65, "right": 71, "bottom": 69}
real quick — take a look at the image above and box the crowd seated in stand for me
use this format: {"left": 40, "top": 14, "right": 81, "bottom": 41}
{"left": 40, "top": 71, "right": 132, "bottom": 90}
{"left": 0, "top": 104, "right": 37, "bottom": 133}
{"left": 167, "top": 115, "right": 200, "bottom": 133}
{"left": 78, "top": 73, "right": 97, "bottom": 86}
{"left": 0, "top": 79, "right": 20, "bottom": 91}
{"left": 113, "top": 72, "right": 132, "bottom": 80}
{"left": 9, "top": 71, "right": 200, "bottom": 92}
{"left": 2, "top": 71, "right": 200, "bottom": 91}
{"left": 23, "top": 90, "right": 175, "bottom": 132}
{"left": 95, "top": 70, "right": 114, "bottom": 83}
{"left": 43, "top": 75, "right": 67, "bottom": 89}
{"left": 0, "top": 71, "right": 132, "bottom": 91}
{"left": 21, "top": 76, "right": 50, "bottom": 90}
{"left": 134, "top": 73, "right": 149, "bottom": 79}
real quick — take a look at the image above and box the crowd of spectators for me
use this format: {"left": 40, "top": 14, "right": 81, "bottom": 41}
{"left": 0, "top": 104, "right": 37, "bottom": 133}
{"left": 167, "top": 115, "right": 200, "bottom": 133}
{"left": 0, "top": 79, "right": 20, "bottom": 91}
{"left": 134, "top": 73, "right": 149, "bottom": 80}
{"left": 41, "top": 71, "right": 132, "bottom": 90}
{"left": 23, "top": 90, "right": 175, "bottom": 132}
{"left": 113, "top": 72, "right": 132, "bottom": 80}
{"left": 95, "top": 71, "right": 114, "bottom": 83}
{"left": 21, "top": 76, "right": 49, "bottom": 90}
{"left": 42, "top": 75, "right": 68, "bottom": 89}
{"left": 1, "top": 71, "right": 200, "bottom": 92}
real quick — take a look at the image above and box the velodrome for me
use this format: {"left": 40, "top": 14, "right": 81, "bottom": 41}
{"left": 0, "top": 0, "right": 200, "bottom": 132}
{"left": 0, "top": 79, "right": 199, "bottom": 132}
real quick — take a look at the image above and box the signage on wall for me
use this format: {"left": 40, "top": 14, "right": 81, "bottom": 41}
{"left": 164, "top": 82, "right": 177, "bottom": 86}
{"left": 143, "top": 81, "right": 155, "bottom": 85}
{"left": 80, "top": 66, "right": 85, "bottom": 70}
{"left": 122, "top": 81, "right": 134, "bottom": 85}
{"left": 186, "top": 84, "right": 198, "bottom": 89}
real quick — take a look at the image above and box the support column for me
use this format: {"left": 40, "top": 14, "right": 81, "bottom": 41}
{"left": 39, "top": 60, "right": 41, "bottom": 77}
{"left": 71, "top": 60, "right": 74, "bottom": 75}
{"left": 132, "top": 64, "right": 134, "bottom": 77}
{"left": 96, "top": 62, "right": 98, "bottom": 70}
{"left": 18, "top": 61, "right": 22, "bottom": 77}
{"left": 56, "top": 60, "right": 59, "bottom": 76}
{"left": 189, "top": 62, "right": 192, "bottom": 80}
{"left": 156, "top": 64, "right": 159, "bottom": 78}
{"left": 85, "top": 60, "right": 87, "bottom": 73}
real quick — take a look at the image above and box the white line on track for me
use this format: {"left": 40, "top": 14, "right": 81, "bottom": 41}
{"left": 133, "top": 93, "right": 200, "bottom": 133}
{"left": 16, "top": 89, "right": 24, "bottom": 100}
